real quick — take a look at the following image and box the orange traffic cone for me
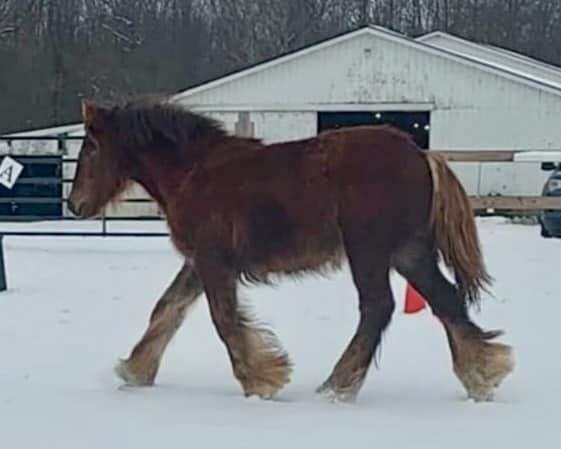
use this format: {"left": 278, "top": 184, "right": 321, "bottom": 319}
{"left": 404, "top": 284, "right": 427, "bottom": 314}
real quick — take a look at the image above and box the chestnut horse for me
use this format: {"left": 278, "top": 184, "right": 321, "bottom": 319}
{"left": 69, "top": 97, "right": 514, "bottom": 402}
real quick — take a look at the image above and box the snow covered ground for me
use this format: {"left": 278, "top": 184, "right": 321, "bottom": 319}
{"left": 0, "top": 218, "right": 559, "bottom": 449}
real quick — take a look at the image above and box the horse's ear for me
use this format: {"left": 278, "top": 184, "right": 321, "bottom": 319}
{"left": 81, "top": 100, "right": 111, "bottom": 130}
{"left": 81, "top": 100, "right": 97, "bottom": 126}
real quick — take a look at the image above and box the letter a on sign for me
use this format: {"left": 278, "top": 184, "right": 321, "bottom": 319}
{"left": 0, "top": 156, "right": 24, "bottom": 190}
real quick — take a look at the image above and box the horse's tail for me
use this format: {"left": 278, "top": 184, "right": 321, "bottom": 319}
{"left": 425, "top": 153, "right": 492, "bottom": 305}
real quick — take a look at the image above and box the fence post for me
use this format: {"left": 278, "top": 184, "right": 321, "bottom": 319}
{"left": 101, "top": 209, "right": 107, "bottom": 236}
{"left": 57, "top": 135, "right": 67, "bottom": 155}
{"left": 0, "top": 236, "right": 7, "bottom": 292}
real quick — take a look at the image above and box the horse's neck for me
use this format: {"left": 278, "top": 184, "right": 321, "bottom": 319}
{"left": 200, "top": 135, "right": 260, "bottom": 166}
{"left": 131, "top": 149, "right": 190, "bottom": 212}
{"left": 130, "top": 135, "right": 255, "bottom": 211}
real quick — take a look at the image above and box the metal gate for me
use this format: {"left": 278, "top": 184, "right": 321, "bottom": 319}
{"left": 0, "top": 155, "right": 63, "bottom": 220}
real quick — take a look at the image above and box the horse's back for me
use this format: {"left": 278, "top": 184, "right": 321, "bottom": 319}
{"left": 238, "top": 125, "right": 432, "bottom": 272}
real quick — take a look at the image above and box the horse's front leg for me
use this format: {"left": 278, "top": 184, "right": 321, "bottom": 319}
{"left": 115, "top": 261, "right": 203, "bottom": 386}
{"left": 195, "top": 246, "right": 292, "bottom": 399}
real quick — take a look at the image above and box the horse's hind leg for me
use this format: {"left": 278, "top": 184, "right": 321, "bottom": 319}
{"left": 195, "top": 245, "right": 291, "bottom": 399}
{"left": 115, "top": 262, "right": 203, "bottom": 386}
{"left": 393, "top": 235, "right": 514, "bottom": 401}
{"left": 317, "top": 231, "right": 395, "bottom": 402}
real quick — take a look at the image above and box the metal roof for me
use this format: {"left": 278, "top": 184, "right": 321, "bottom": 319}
{"left": 417, "top": 31, "right": 561, "bottom": 91}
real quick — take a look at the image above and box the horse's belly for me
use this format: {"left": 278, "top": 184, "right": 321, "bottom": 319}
{"left": 243, "top": 222, "right": 344, "bottom": 277}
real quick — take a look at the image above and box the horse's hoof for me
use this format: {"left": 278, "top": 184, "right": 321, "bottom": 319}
{"left": 316, "top": 382, "right": 357, "bottom": 404}
{"left": 114, "top": 359, "right": 155, "bottom": 387}
{"left": 468, "top": 390, "right": 495, "bottom": 402}
{"left": 243, "top": 383, "right": 281, "bottom": 400}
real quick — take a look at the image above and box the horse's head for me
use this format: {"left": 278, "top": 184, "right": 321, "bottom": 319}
{"left": 68, "top": 100, "right": 129, "bottom": 218}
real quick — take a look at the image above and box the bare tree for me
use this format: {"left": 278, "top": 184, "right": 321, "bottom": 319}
{"left": 0, "top": 0, "right": 16, "bottom": 37}
{"left": 3, "top": 0, "right": 561, "bottom": 134}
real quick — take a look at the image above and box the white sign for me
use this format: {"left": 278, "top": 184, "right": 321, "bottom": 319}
{"left": 0, "top": 156, "right": 24, "bottom": 189}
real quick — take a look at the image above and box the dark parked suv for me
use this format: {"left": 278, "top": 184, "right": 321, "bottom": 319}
{"left": 540, "top": 162, "right": 561, "bottom": 238}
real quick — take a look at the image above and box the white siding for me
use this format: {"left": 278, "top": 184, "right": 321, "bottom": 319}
{"left": 0, "top": 140, "right": 59, "bottom": 156}
{"left": 251, "top": 112, "right": 316, "bottom": 143}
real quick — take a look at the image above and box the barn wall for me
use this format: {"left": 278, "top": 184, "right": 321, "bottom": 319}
{"left": 252, "top": 112, "right": 317, "bottom": 143}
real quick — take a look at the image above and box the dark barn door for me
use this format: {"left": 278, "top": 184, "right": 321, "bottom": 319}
{"left": 0, "top": 156, "right": 63, "bottom": 220}
{"left": 318, "top": 111, "right": 430, "bottom": 149}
